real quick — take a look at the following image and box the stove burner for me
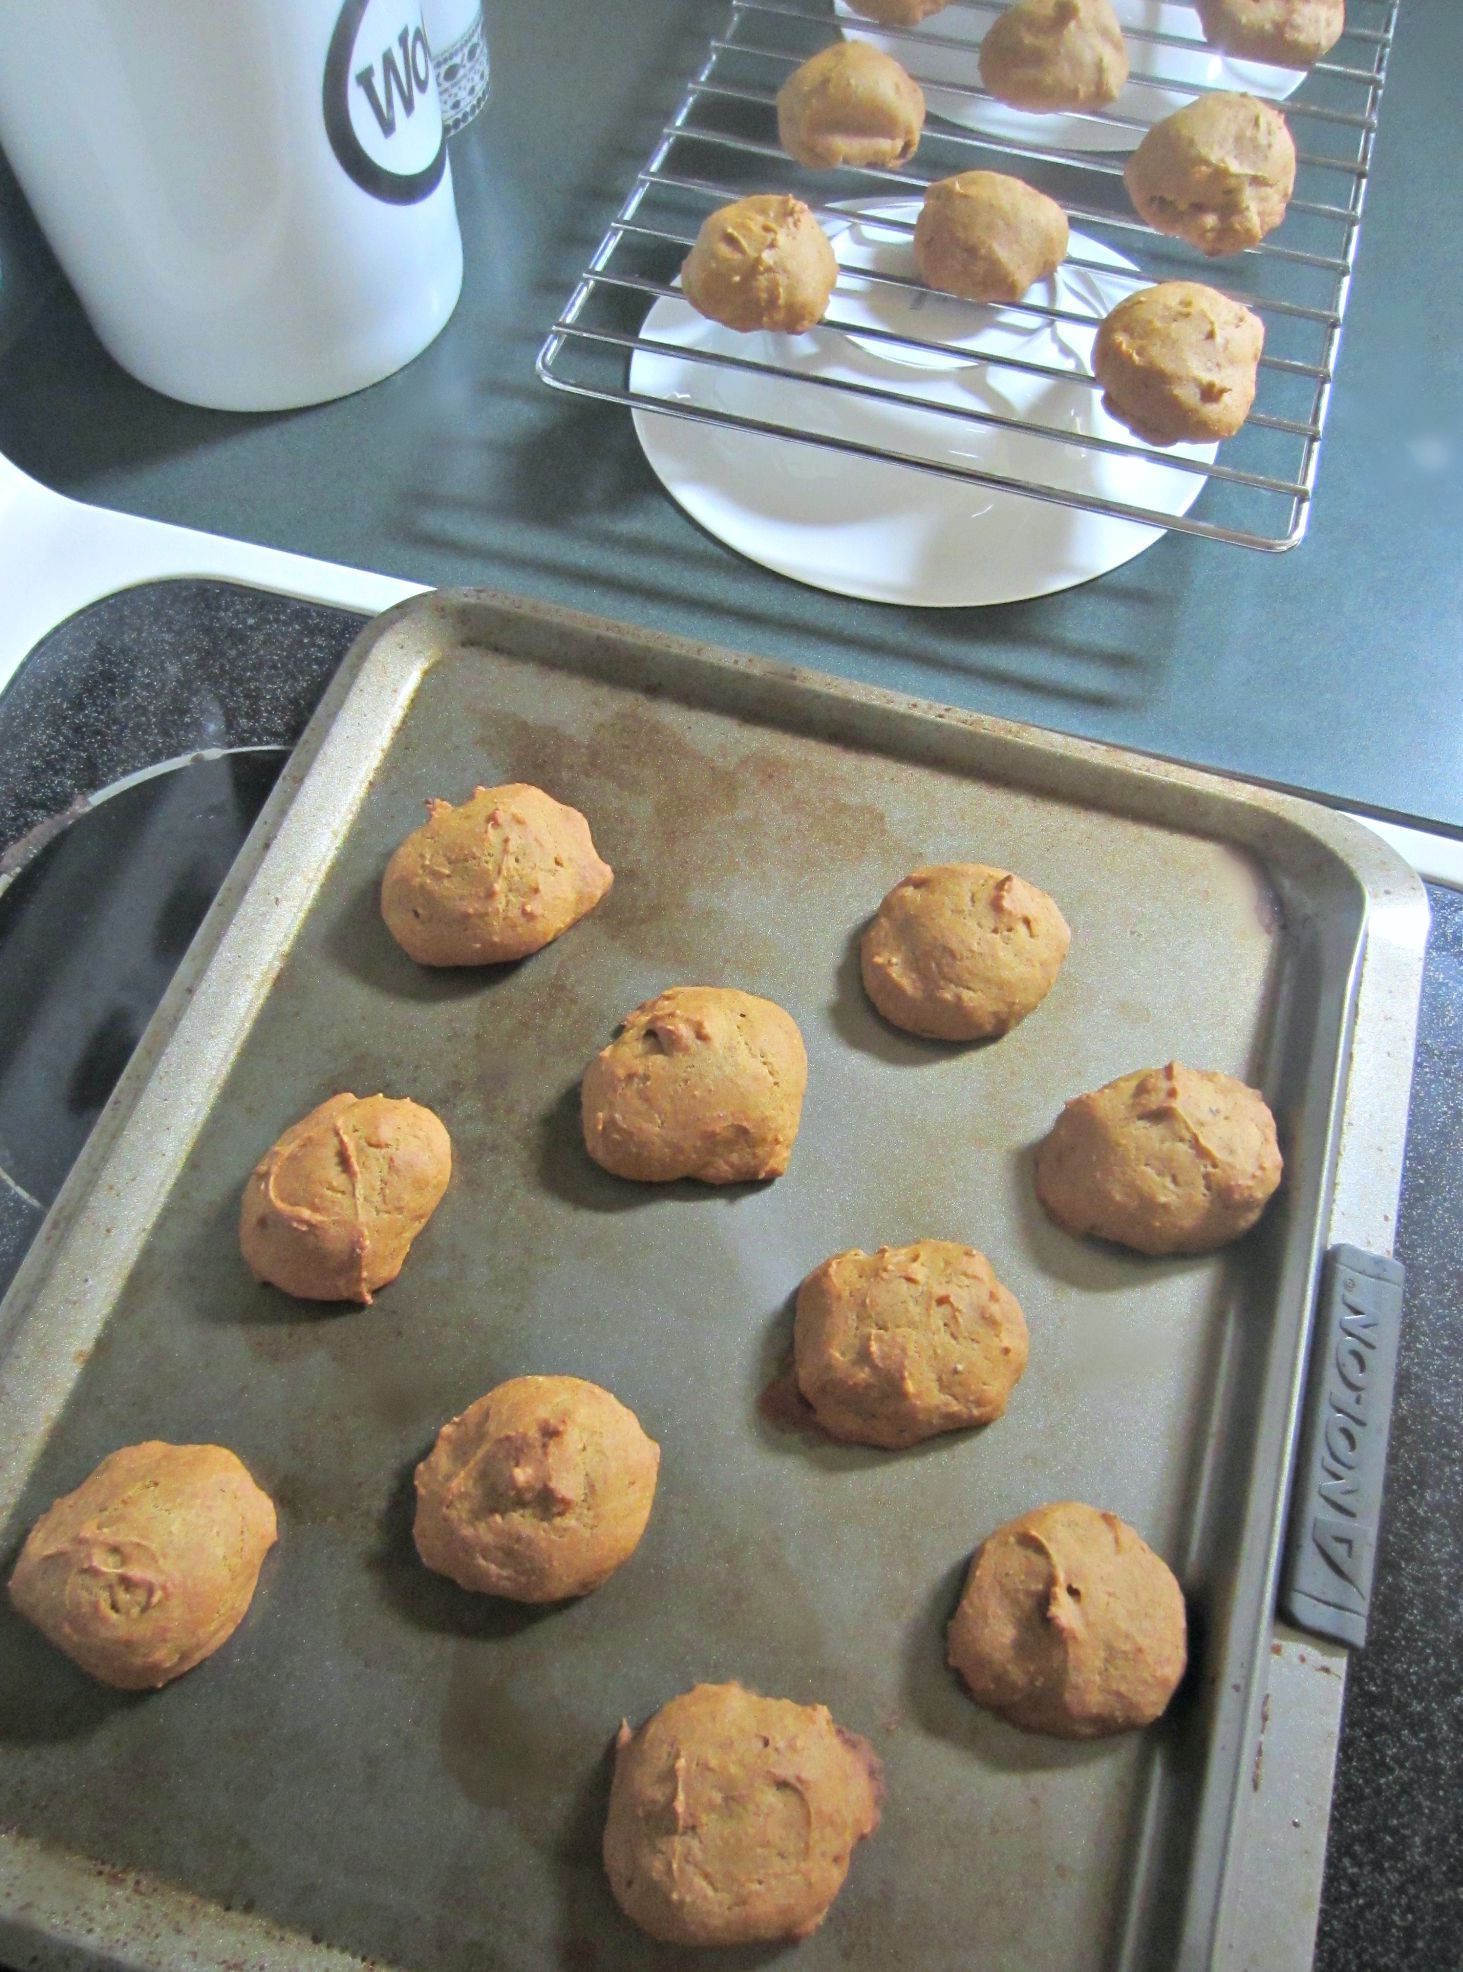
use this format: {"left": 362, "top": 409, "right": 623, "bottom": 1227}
{"left": 0, "top": 749, "right": 284, "bottom": 1289}
{"left": 0, "top": 575, "right": 362, "bottom": 1294}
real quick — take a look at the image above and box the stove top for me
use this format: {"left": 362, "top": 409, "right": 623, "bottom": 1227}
{"left": 0, "top": 581, "right": 362, "bottom": 1281}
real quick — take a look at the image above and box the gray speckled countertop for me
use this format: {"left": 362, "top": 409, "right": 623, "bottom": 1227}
{"left": 1316, "top": 884, "right": 1463, "bottom": 1967}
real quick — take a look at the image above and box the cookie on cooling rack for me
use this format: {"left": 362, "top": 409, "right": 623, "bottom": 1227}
{"left": 913, "top": 171, "right": 1069, "bottom": 304}
{"left": 843, "top": 0, "right": 955, "bottom": 24}
{"left": 1195, "top": 0, "right": 1345, "bottom": 68}
{"left": 777, "top": 41, "right": 925, "bottom": 171}
{"left": 978, "top": 0, "right": 1129, "bottom": 114}
{"left": 1126, "top": 92, "right": 1296, "bottom": 257}
{"left": 681, "top": 195, "right": 838, "bottom": 334}
{"left": 1091, "top": 280, "right": 1265, "bottom": 445}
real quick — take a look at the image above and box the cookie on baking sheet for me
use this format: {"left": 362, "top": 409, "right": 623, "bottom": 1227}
{"left": 794, "top": 1240, "right": 1029, "bottom": 1448}
{"left": 1092, "top": 281, "right": 1265, "bottom": 446}
{"left": 777, "top": 42, "right": 925, "bottom": 171}
{"left": 861, "top": 862, "right": 1070, "bottom": 1040}
{"left": 581, "top": 986, "right": 808, "bottom": 1184}
{"left": 914, "top": 172, "right": 1069, "bottom": 305}
{"left": 681, "top": 195, "right": 838, "bottom": 334}
{"left": 413, "top": 1376, "right": 659, "bottom": 1602}
{"left": 1195, "top": 0, "right": 1344, "bottom": 68}
{"left": 604, "top": 1682, "right": 882, "bottom": 1945}
{"left": 381, "top": 781, "right": 612, "bottom": 966}
{"left": 946, "top": 1500, "right": 1187, "bottom": 1736}
{"left": 9, "top": 1442, "right": 277, "bottom": 1690}
{"left": 1126, "top": 93, "right": 1296, "bottom": 258}
{"left": 1034, "top": 1060, "right": 1282, "bottom": 1254}
{"left": 979, "top": 0, "right": 1129, "bottom": 113}
{"left": 240, "top": 1092, "right": 451, "bottom": 1303}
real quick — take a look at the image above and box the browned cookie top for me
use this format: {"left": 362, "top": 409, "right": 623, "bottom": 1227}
{"left": 604, "top": 1682, "right": 882, "bottom": 1945}
{"left": 947, "top": 1501, "right": 1187, "bottom": 1736}
{"left": 381, "top": 781, "right": 612, "bottom": 966}
{"left": 795, "top": 1240, "right": 1029, "bottom": 1448}
{"left": 10, "top": 1442, "right": 277, "bottom": 1690}
{"left": 414, "top": 1376, "right": 660, "bottom": 1602}
{"left": 582, "top": 986, "right": 808, "bottom": 1184}
{"left": 1034, "top": 1060, "right": 1282, "bottom": 1253}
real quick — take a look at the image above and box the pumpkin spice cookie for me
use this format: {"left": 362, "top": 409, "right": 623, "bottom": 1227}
{"left": 681, "top": 195, "right": 838, "bottom": 334}
{"left": 979, "top": 0, "right": 1129, "bottom": 114}
{"left": 777, "top": 41, "right": 925, "bottom": 171}
{"left": 794, "top": 1240, "right": 1028, "bottom": 1448}
{"left": 914, "top": 172, "right": 1069, "bottom": 305}
{"left": 861, "top": 862, "right": 1070, "bottom": 1040}
{"left": 240, "top": 1092, "right": 451, "bottom": 1303}
{"left": 413, "top": 1376, "right": 659, "bottom": 1602}
{"left": 604, "top": 1681, "right": 882, "bottom": 1945}
{"left": 10, "top": 1442, "right": 277, "bottom": 1690}
{"left": 381, "top": 781, "right": 612, "bottom": 966}
{"left": 845, "top": 0, "right": 954, "bottom": 23}
{"left": 1034, "top": 1060, "right": 1283, "bottom": 1254}
{"left": 947, "top": 1500, "right": 1187, "bottom": 1736}
{"left": 1126, "top": 93, "right": 1296, "bottom": 257}
{"left": 1195, "top": 0, "right": 1345, "bottom": 69}
{"left": 1092, "top": 280, "right": 1265, "bottom": 445}
{"left": 582, "top": 986, "right": 808, "bottom": 1184}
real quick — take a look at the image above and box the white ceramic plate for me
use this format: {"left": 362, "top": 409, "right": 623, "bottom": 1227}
{"left": 629, "top": 211, "right": 1215, "bottom": 608}
{"left": 833, "top": 0, "right": 1304, "bottom": 153}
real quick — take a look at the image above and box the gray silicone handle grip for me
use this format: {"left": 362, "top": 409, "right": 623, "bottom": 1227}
{"left": 1280, "top": 1244, "right": 1405, "bottom": 1648}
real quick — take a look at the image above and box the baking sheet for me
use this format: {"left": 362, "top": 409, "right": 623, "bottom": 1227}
{"left": 0, "top": 589, "right": 1427, "bottom": 1972}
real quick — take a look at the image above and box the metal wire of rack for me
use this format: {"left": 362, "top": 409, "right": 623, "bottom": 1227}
{"left": 538, "top": 0, "right": 1399, "bottom": 552}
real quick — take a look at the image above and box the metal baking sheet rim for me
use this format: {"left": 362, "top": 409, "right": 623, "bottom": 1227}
{"left": 0, "top": 585, "right": 1430, "bottom": 1972}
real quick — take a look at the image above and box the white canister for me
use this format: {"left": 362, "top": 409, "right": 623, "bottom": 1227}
{"left": 0, "top": 0, "right": 465, "bottom": 411}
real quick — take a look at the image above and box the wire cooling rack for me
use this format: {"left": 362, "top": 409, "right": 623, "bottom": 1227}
{"left": 537, "top": 0, "right": 1399, "bottom": 552}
